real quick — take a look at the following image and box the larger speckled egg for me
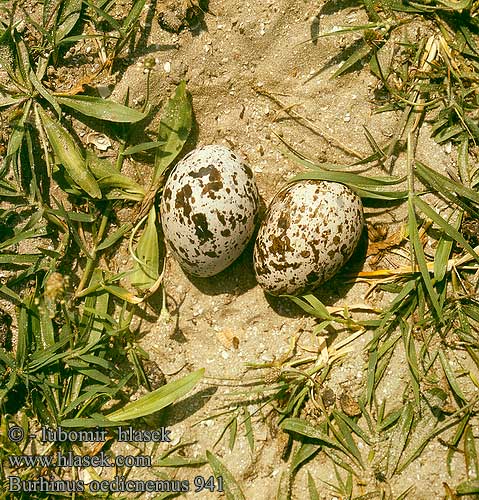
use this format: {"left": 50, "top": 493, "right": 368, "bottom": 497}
{"left": 254, "top": 180, "right": 364, "bottom": 295}
{"left": 160, "top": 145, "right": 260, "bottom": 277}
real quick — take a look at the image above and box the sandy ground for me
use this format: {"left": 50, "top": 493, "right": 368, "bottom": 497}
{"left": 1, "top": 0, "right": 474, "bottom": 498}
{"left": 100, "top": 1, "right": 467, "bottom": 499}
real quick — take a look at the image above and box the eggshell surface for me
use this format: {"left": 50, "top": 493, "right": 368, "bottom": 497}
{"left": 160, "top": 145, "right": 260, "bottom": 277}
{"left": 253, "top": 180, "right": 364, "bottom": 295}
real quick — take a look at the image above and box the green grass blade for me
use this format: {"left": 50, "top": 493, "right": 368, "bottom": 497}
{"left": 439, "top": 350, "right": 466, "bottom": 404}
{"left": 332, "top": 41, "right": 372, "bottom": 79}
{"left": 37, "top": 105, "right": 101, "bottom": 198}
{"left": 387, "top": 402, "right": 414, "bottom": 477}
{"left": 229, "top": 415, "right": 238, "bottom": 450}
{"left": 93, "top": 172, "right": 145, "bottom": 195}
{"left": 403, "top": 322, "right": 420, "bottom": 406}
{"left": 129, "top": 207, "right": 161, "bottom": 290}
{"left": 38, "top": 299, "right": 55, "bottom": 348}
{"left": 77, "top": 354, "right": 113, "bottom": 370}
{"left": 437, "top": 0, "right": 472, "bottom": 10}
{"left": 464, "top": 424, "right": 479, "bottom": 480}
{"left": 153, "top": 80, "right": 192, "bottom": 183}
{"left": 82, "top": 0, "right": 122, "bottom": 31}
{"left": 284, "top": 294, "right": 333, "bottom": 320}
{"left": 290, "top": 170, "right": 407, "bottom": 199}
{"left": 121, "top": 141, "right": 165, "bottom": 156}
{"left": 16, "top": 304, "right": 29, "bottom": 369}
{"left": 456, "top": 479, "right": 479, "bottom": 495}
{"left": 61, "top": 414, "right": 124, "bottom": 427}
{"left": 332, "top": 416, "right": 364, "bottom": 468}
{"left": 155, "top": 456, "right": 207, "bottom": 467}
{"left": 213, "top": 415, "right": 236, "bottom": 449}
{"left": 292, "top": 169, "right": 405, "bottom": 186}
{"left": 28, "top": 335, "right": 75, "bottom": 371}
{"left": 407, "top": 198, "right": 442, "bottom": 318}
{"left": 100, "top": 284, "right": 142, "bottom": 303}
{"left": 242, "top": 405, "right": 254, "bottom": 452}
{"left": 206, "top": 451, "right": 246, "bottom": 500}
{"left": 0, "top": 254, "right": 42, "bottom": 264}
{"left": 0, "top": 95, "right": 22, "bottom": 108}
{"left": 433, "top": 209, "right": 462, "bottom": 282}
{"left": 332, "top": 410, "right": 372, "bottom": 445}
{"left": 6, "top": 100, "right": 31, "bottom": 161}
{"left": 282, "top": 418, "right": 350, "bottom": 456}
{"left": 414, "top": 196, "right": 479, "bottom": 262}
{"left": 276, "top": 468, "right": 292, "bottom": 500}
{"left": 416, "top": 160, "right": 479, "bottom": 207}
{"left": 366, "top": 347, "right": 378, "bottom": 406}
{"left": 55, "top": 0, "right": 82, "bottom": 44}
{"left": 307, "top": 472, "right": 320, "bottom": 500}
{"left": 0, "top": 284, "right": 22, "bottom": 304}
{"left": 66, "top": 360, "right": 111, "bottom": 384}
{"left": 56, "top": 95, "right": 146, "bottom": 122}
{"left": 291, "top": 443, "right": 321, "bottom": 473}
{"left": 87, "top": 152, "right": 145, "bottom": 198}
{"left": 378, "top": 408, "right": 402, "bottom": 433}
{"left": 107, "top": 368, "right": 204, "bottom": 421}
{"left": 14, "top": 37, "right": 33, "bottom": 91}
{"left": 458, "top": 139, "right": 471, "bottom": 186}
{"left": 62, "top": 388, "right": 114, "bottom": 416}
{"left": 0, "top": 228, "right": 47, "bottom": 251}
{"left": 96, "top": 223, "right": 132, "bottom": 251}
{"left": 29, "top": 69, "right": 61, "bottom": 116}
{"left": 122, "top": 0, "right": 146, "bottom": 32}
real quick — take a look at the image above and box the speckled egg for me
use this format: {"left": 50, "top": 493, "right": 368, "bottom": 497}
{"left": 254, "top": 180, "right": 364, "bottom": 295}
{"left": 160, "top": 145, "right": 260, "bottom": 277}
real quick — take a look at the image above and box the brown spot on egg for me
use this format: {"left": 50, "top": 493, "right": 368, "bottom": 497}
{"left": 277, "top": 213, "right": 290, "bottom": 230}
{"left": 191, "top": 213, "right": 213, "bottom": 243}
{"left": 209, "top": 166, "right": 221, "bottom": 182}
{"left": 189, "top": 165, "right": 213, "bottom": 178}
{"left": 216, "top": 211, "right": 226, "bottom": 225}
{"left": 228, "top": 215, "right": 237, "bottom": 230}
{"left": 267, "top": 259, "right": 301, "bottom": 271}
{"left": 175, "top": 184, "right": 193, "bottom": 217}
{"left": 202, "top": 181, "right": 223, "bottom": 195}
{"left": 269, "top": 234, "right": 293, "bottom": 255}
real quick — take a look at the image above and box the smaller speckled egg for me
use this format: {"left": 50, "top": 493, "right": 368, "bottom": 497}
{"left": 160, "top": 145, "right": 260, "bottom": 277}
{"left": 254, "top": 180, "right": 364, "bottom": 295}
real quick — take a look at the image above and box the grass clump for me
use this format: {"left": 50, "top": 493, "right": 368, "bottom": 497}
{"left": 0, "top": 1, "right": 200, "bottom": 495}
{"left": 229, "top": 1, "right": 479, "bottom": 498}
